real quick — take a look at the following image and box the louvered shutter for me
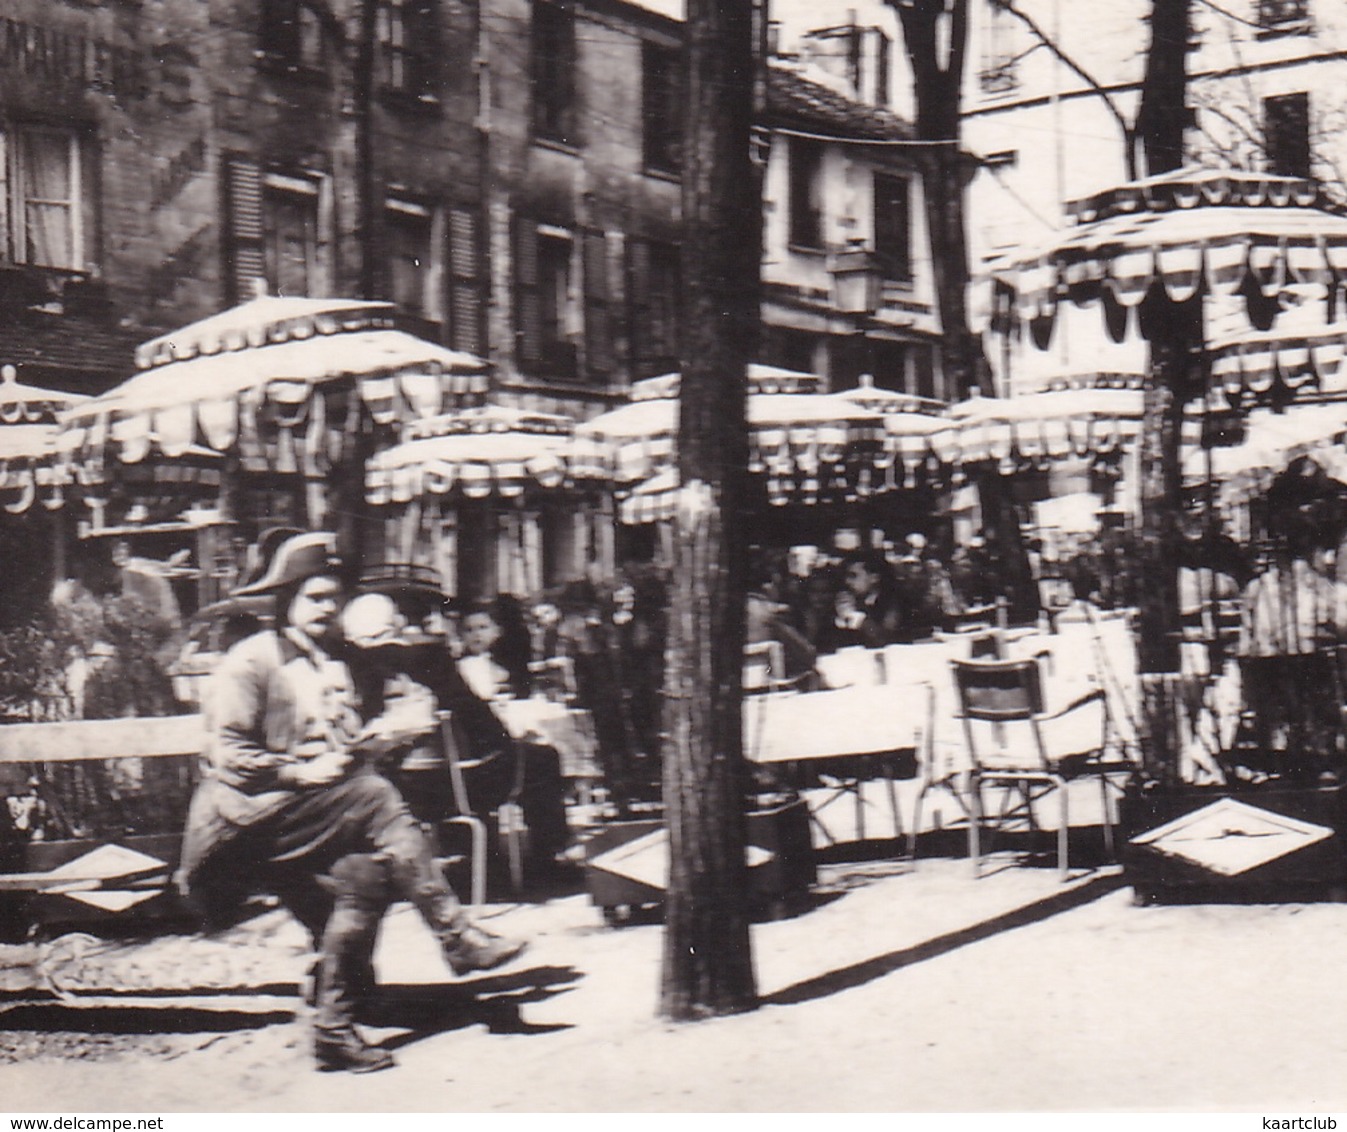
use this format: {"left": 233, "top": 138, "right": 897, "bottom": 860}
{"left": 224, "top": 155, "right": 265, "bottom": 303}
{"left": 583, "top": 230, "right": 611, "bottom": 382}
{"left": 514, "top": 216, "right": 541, "bottom": 372}
{"left": 448, "top": 206, "right": 482, "bottom": 355}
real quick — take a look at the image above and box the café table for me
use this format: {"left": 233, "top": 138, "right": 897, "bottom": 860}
{"left": 489, "top": 694, "right": 603, "bottom": 796}
{"left": 743, "top": 684, "right": 927, "bottom": 843}
{"left": 795, "top": 621, "right": 1136, "bottom": 846}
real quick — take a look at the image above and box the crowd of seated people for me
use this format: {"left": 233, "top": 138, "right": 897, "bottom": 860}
{"left": 751, "top": 533, "right": 1009, "bottom": 662}
{"left": 337, "top": 534, "right": 1020, "bottom": 842}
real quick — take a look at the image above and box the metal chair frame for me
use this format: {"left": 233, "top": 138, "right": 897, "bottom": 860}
{"left": 950, "top": 656, "right": 1129, "bottom": 879}
{"left": 438, "top": 710, "right": 523, "bottom": 895}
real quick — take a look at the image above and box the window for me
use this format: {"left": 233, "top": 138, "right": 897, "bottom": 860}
{"left": 869, "top": 340, "right": 910, "bottom": 394}
{"left": 532, "top": 1, "right": 578, "bottom": 146}
{"left": 642, "top": 42, "right": 681, "bottom": 175}
{"left": 263, "top": 173, "right": 323, "bottom": 298}
{"left": 788, "top": 138, "right": 824, "bottom": 250}
{"left": 1265, "top": 92, "right": 1311, "bottom": 179}
{"left": 3, "top": 125, "right": 90, "bottom": 271}
{"left": 515, "top": 219, "right": 578, "bottom": 381}
{"left": 258, "top": 0, "right": 325, "bottom": 72}
{"left": 873, "top": 172, "right": 911, "bottom": 283}
{"left": 628, "top": 238, "right": 680, "bottom": 378}
{"left": 913, "top": 342, "right": 938, "bottom": 402}
{"left": 386, "top": 198, "right": 442, "bottom": 323}
{"left": 1256, "top": 0, "right": 1310, "bottom": 37}
{"left": 379, "top": 0, "right": 439, "bottom": 98}
{"left": 874, "top": 30, "right": 891, "bottom": 108}
{"left": 980, "top": 2, "right": 1019, "bottom": 94}
{"left": 761, "top": 327, "right": 817, "bottom": 377}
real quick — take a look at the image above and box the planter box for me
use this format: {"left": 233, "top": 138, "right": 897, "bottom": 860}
{"left": 585, "top": 797, "right": 816, "bottom": 922}
{"left": 1121, "top": 783, "right": 1347, "bottom": 902}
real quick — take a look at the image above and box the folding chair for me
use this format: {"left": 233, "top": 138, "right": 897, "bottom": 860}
{"left": 951, "top": 656, "right": 1131, "bottom": 879}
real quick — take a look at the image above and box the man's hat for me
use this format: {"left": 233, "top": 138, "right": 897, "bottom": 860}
{"left": 354, "top": 562, "right": 447, "bottom": 604}
{"left": 233, "top": 531, "right": 340, "bottom": 596}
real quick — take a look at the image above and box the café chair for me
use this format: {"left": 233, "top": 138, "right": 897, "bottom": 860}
{"left": 743, "top": 640, "right": 788, "bottom": 693}
{"left": 439, "top": 710, "right": 527, "bottom": 895}
{"left": 951, "top": 656, "right": 1130, "bottom": 879}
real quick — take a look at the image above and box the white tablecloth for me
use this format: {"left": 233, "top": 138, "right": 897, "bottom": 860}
{"left": 803, "top": 614, "right": 1139, "bottom": 779}
{"left": 491, "top": 696, "right": 599, "bottom": 776}
{"left": 744, "top": 686, "right": 918, "bottom": 765}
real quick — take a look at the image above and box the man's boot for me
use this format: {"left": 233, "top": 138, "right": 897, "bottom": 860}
{"left": 379, "top": 846, "right": 528, "bottom": 977}
{"left": 313, "top": 854, "right": 395, "bottom": 1074}
{"left": 439, "top": 908, "right": 529, "bottom": 977}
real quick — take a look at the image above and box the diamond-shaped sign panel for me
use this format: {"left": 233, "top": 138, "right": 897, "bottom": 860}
{"left": 45, "top": 843, "right": 168, "bottom": 911}
{"left": 1131, "top": 798, "right": 1333, "bottom": 877}
{"left": 589, "top": 830, "right": 777, "bottom": 893}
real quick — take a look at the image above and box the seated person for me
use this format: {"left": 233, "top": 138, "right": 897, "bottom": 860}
{"left": 457, "top": 598, "right": 538, "bottom": 699}
{"left": 818, "top": 550, "right": 903, "bottom": 652}
{"left": 892, "top": 534, "right": 961, "bottom": 639}
{"left": 344, "top": 593, "right": 571, "bottom": 888}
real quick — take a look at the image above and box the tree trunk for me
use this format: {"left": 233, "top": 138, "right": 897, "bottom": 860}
{"left": 1136, "top": 333, "right": 1193, "bottom": 780}
{"left": 891, "top": 0, "right": 989, "bottom": 399}
{"left": 1137, "top": 0, "right": 1191, "bottom": 178}
{"left": 923, "top": 148, "right": 989, "bottom": 398}
{"left": 1134, "top": 0, "right": 1194, "bottom": 778}
{"left": 659, "top": 0, "right": 759, "bottom": 1022}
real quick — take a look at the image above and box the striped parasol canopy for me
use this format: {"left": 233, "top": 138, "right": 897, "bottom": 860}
{"left": 576, "top": 364, "right": 899, "bottom": 506}
{"left": 0, "top": 365, "right": 90, "bottom": 514}
{"left": 1002, "top": 167, "right": 1347, "bottom": 407}
{"left": 944, "top": 381, "right": 1144, "bottom": 470}
{"left": 58, "top": 297, "right": 488, "bottom": 480}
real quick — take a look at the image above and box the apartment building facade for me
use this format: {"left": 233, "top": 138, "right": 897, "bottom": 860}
{"left": 773, "top": 0, "right": 1347, "bottom": 392}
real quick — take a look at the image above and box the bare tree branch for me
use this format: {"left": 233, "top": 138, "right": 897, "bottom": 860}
{"left": 988, "top": 0, "right": 1137, "bottom": 175}
{"left": 1192, "top": 0, "right": 1265, "bottom": 32}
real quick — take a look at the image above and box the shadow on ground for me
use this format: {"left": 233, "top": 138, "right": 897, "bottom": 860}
{"left": 0, "top": 962, "right": 584, "bottom": 1046}
{"left": 762, "top": 871, "right": 1125, "bottom": 1007}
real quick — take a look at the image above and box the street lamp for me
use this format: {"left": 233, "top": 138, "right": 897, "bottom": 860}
{"left": 829, "top": 242, "right": 882, "bottom": 315}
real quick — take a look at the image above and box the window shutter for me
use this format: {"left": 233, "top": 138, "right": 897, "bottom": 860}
{"left": 583, "top": 230, "right": 611, "bottom": 381}
{"left": 224, "top": 155, "right": 265, "bottom": 303}
{"left": 514, "top": 216, "right": 541, "bottom": 370}
{"left": 627, "top": 237, "right": 650, "bottom": 368}
{"left": 448, "top": 206, "right": 482, "bottom": 355}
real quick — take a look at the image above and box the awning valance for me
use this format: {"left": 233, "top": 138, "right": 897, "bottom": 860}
{"left": 938, "top": 387, "right": 1143, "bottom": 471}
{"left": 1002, "top": 169, "right": 1347, "bottom": 360}
{"left": 366, "top": 407, "right": 591, "bottom": 503}
{"left": 576, "top": 368, "right": 889, "bottom": 497}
